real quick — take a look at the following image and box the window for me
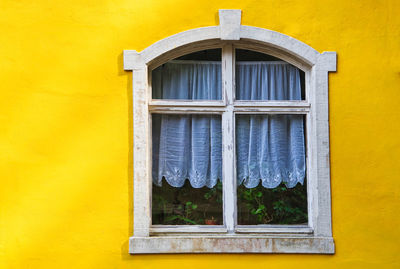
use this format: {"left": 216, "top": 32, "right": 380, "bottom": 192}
{"left": 124, "top": 9, "right": 336, "bottom": 254}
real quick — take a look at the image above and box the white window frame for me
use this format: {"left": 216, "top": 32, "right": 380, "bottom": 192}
{"left": 124, "top": 9, "right": 336, "bottom": 254}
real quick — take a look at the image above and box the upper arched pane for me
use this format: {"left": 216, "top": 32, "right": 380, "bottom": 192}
{"left": 152, "top": 49, "right": 222, "bottom": 100}
{"left": 235, "top": 49, "right": 305, "bottom": 101}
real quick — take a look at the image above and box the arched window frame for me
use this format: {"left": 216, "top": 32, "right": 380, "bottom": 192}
{"left": 124, "top": 10, "right": 336, "bottom": 254}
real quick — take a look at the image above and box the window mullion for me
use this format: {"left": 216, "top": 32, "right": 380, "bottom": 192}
{"left": 222, "top": 44, "right": 236, "bottom": 233}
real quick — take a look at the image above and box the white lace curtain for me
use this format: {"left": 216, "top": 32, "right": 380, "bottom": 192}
{"left": 152, "top": 61, "right": 305, "bottom": 188}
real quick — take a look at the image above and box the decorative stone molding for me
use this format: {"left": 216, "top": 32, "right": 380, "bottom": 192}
{"left": 219, "top": 9, "right": 242, "bottom": 40}
{"left": 124, "top": 9, "right": 336, "bottom": 254}
{"left": 124, "top": 10, "right": 336, "bottom": 70}
{"left": 130, "top": 236, "right": 335, "bottom": 254}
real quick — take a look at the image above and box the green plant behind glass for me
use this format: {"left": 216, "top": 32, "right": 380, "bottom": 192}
{"left": 164, "top": 201, "right": 198, "bottom": 225}
{"left": 152, "top": 179, "right": 223, "bottom": 225}
{"left": 237, "top": 182, "right": 307, "bottom": 225}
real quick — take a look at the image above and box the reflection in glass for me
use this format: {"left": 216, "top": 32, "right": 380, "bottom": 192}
{"left": 152, "top": 181, "right": 223, "bottom": 225}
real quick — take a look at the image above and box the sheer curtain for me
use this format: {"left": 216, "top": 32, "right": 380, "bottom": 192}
{"left": 152, "top": 61, "right": 222, "bottom": 188}
{"left": 236, "top": 62, "right": 305, "bottom": 188}
{"left": 152, "top": 61, "right": 305, "bottom": 189}
{"left": 152, "top": 60, "right": 222, "bottom": 100}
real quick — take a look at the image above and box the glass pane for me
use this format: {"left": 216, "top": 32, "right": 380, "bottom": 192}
{"left": 237, "top": 183, "right": 307, "bottom": 225}
{"left": 152, "top": 114, "right": 223, "bottom": 225}
{"left": 235, "top": 49, "right": 305, "bottom": 100}
{"left": 236, "top": 114, "right": 308, "bottom": 225}
{"left": 152, "top": 49, "right": 222, "bottom": 100}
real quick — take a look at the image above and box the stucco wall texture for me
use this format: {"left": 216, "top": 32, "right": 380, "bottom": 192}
{"left": 1, "top": 0, "right": 399, "bottom": 268}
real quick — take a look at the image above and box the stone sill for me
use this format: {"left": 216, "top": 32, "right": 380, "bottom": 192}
{"left": 129, "top": 235, "right": 335, "bottom": 254}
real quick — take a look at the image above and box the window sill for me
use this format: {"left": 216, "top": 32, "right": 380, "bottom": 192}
{"left": 129, "top": 235, "right": 335, "bottom": 254}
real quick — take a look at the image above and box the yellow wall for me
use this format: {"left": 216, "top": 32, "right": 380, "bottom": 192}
{"left": 1, "top": 0, "right": 399, "bottom": 268}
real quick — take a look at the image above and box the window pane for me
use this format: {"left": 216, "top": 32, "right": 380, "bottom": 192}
{"left": 152, "top": 49, "right": 222, "bottom": 100}
{"left": 152, "top": 114, "right": 223, "bottom": 225}
{"left": 235, "top": 49, "right": 305, "bottom": 100}
{"left": 236, "top": 114, "right": 307, "bottom": 225}
{"left": 237, "top": 182, "right": 307, "bottom": 225}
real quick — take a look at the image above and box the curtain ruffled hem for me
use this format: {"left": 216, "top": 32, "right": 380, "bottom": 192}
{"left": 153, "top": 169, "right": 304, "bottom": 189}
{"left": 153, "top": 174, "right": 221, "bottom": 189}
{"left": 238, "top": 169, "right": 305, "bottom": 189}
